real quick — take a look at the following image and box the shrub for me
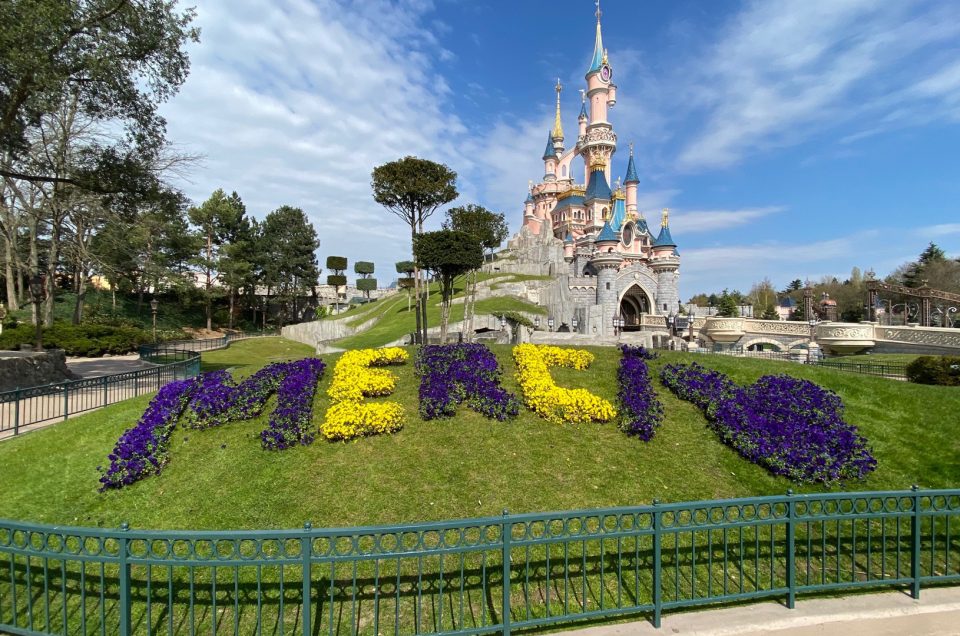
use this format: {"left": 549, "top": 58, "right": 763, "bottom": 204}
{"left": 0, "top": 322, "right": 169, "bottom": 356}
{"left": 906, "top": 356, "right": 960, "bottom": 386}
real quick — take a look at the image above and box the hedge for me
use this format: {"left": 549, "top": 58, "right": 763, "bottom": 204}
{"left": 905, "top": 356, "right": 960, "bottom": 386}
{"left": 0, "top": 323, "right": 174, "bottom": 356}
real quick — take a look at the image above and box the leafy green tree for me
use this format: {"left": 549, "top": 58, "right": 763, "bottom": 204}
{"left": 188, "top": 190, "right": 245, "bottom": 330}
{"left": 715, "top": 289, "right": 739, "bottom": 317}
{"left": 443, "top": 204, "right": 508, "bottom": 342}
{"left": 396, "top": 260, "right": 415, "bottom": 312}
{"left": 748, "top": 278, "right": 778, "bottom": 320}
{"left": 372, "top": 157, "right": 458, "bottom": 344}
{"left": 326, "top": 256, "right": 347, "bottom": 309}
{"left": 218, "top": 200, "right": 257, "bottom": 329}
{"left": 413, "top": 230, "right": 483, "bottom": 343}
{"left": 354, "top": 261, "right": 376, "bottom": 299}
{"left": 261, "top": 206, "right": 320, "bottom": 327}
{"left": 0, "top": 0, "right": 199, "bottom": 189}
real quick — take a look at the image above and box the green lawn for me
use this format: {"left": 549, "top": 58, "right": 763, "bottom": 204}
{"left": 0, "top": 339, "right": 957, "bottom": 532}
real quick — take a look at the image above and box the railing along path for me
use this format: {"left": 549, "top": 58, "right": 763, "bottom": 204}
{"left": 1, "top": 488, "right": 958, "bottom": 635}
{"left": 0, "top": 331, "right": 275, "bottom": 437}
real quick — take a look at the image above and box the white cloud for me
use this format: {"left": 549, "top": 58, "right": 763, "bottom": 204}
{"left": 671, "top": 206, "right": 784, "bottom": 234}
{"left": 915, "top": 223, "right": 960, "bottom": 237}
{"left": 675, "top": 1, "right": 960, "bottom": 170}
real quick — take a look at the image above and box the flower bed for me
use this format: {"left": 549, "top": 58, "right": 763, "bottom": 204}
{"left": 616, "top": 345, "right": 663, "bottom": 441}
{"left": 98, "top": 377, "right": 198, "bottom": 490}
{"left": 101, "top": 359, "right": 326, "bottom": 489}
{"left": 261, "top": 358, "right": 326, "bottom": 450}
{"left": 660, "top": 363, "right": 876, "bottom": 483}
{"left": 513, "top": 344, "right": 616, "bottom": 424}
{"left": 321, "top": 348, "right": 408, "bottom": 440}
{"left": 417, "top": 344, "right": 520, "bottom": 421}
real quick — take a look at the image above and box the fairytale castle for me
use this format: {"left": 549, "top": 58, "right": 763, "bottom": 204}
{"left": 502, "top": 5, "right": 680, "bottom": 337}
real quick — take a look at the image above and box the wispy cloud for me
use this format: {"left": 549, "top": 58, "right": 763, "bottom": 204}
{"left": 671, "top": 206, "right": 784, "bottom": 234}
{"left": 675, "top": 1, "right": 960, "bottom": 170}
{"left": 914, "top": 223, "right": 960, "bottom": 237}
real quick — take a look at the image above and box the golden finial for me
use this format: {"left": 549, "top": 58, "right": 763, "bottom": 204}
{"left": 661, "top": 208, "right": 670, "bottom": 228}
{"left": 601, "top": 48, "right": 608, "bottom": 65}
{"left": 595, "top": 0, "right": 601, "bottom": 22}
{"left": 552, "top": 79, "right": 564, "bottom": 140}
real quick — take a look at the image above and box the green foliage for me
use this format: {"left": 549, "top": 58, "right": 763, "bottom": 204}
{"left": 906, "top": 356, "right": 960, "bottom": 386}
{"left": 443, "top": 204, "right": 509, "bottom": 253}
{"left": 326, "top": 256, "right": 348, "bottom": 272}
{"left": 0, "top": 0, "right": 199, "bottom": 185}
{"left": 492, "top": 311, "right": 534, "bottom": 328}
{"left": 414, "top": 231, "right": 484, "bottom": 301}
{"left": 715, "top": 290, "right": 740, "bottom": 317}
{"left": 371, "top": 157, "right": 458, "bottom": 236}
{"left": 395, "top": 261, "right": 415, "bottom": 275}
{"left": 314, "top": 305, "right": 328, "bottom": 320}
{"left": 0, "top": 322, "right": 175, "bottom": 356}
{"left": 356, "top": 278, "right": 378, "bottom": 292}
{"left": 354, "top": 261, "right": 375, "bottom": 276}
{"left": 260, "top": 206, "right": 321, "bottom": 325}
{"left": 760, "top": 306, "right": 779, "bottom": 320}
{"left": 397, "top": 277, "right": 415, "bottom": 289}
{"left": 326, "top": 275, "right": 347, "bottom": 288}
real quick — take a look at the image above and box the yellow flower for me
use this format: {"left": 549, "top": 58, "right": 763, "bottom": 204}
{"left": 512, "top": 344, "right": 615, "bottom": 424}
{"left": 321, "top": 347, "right": 408, "bottom": 440}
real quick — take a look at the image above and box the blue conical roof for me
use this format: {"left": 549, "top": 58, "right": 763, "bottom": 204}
{"left": 625, "top": 153, "right": 639, "bottom": 183}
{"left": 542, "top": 133, "right": 557, "bottom": 160}
{"left": 636, "top": 218, "right": 649, "bottom": 234}
{"left": 585, "top": 168, "right": 611, "bottom": 201}
{"left": 596, "top": 221, "right": 618, "bottom": 243}
{"left": 579, "top": 100, "right": 588, "bottom": 120}
{"left": 525, "top": 191, "right": 533, "bottom": 204}
{"left": 610, "top": 196, "right": 626, "bottom": 230}
{"left": 588, "top": 15, "right": 605, "bottom": 74}
{"left": 653, "top": 225, "right": 676, "bottom": 248}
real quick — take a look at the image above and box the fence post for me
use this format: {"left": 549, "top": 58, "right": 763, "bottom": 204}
{"left": 785, "top": 490, "right": 796, "bottom": 609}
{"left": 13, "top": 389, "right": 20, "bottom": 436}
{"left": 63, "top": 383, "right": 69, "bottom": 421}
{"left": 102, "top": 375, "right": 108, "bottom": 407}
{"left": 302, "top": 522, "right": 312, "bottom": 636}
{"left": 911, "top": 485, "right": 922, "bottom": 599}
{"left": 118, "top": 522, "right": 132, "bottom": 636}
{"left": 502, "top": 509, "right": 512, "bottom": 636}
{"left": 652, "top": 499, "right": 662, "bottom": 628}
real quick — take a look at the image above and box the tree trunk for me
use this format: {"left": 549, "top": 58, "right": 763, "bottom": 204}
{"left": 439, "top": 289, "right": 450, "bottom": 344}
{"left": 43, "top": 218, "right": 61, "bottom": 326}
{"left": 3, "top": 233, "right": 18, "bottom": 311}
{"left": 228, "top": 288, "right": 235, "bottom": 330}
{"left": 411, "top": 227, "right": 422, "bottom": 344}
{"left": 205, "top": 230, "right": 213, "bottom": 330}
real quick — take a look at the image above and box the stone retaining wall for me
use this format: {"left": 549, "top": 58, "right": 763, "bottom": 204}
{"left": 0, "top": 350, "right": 79, "bottom": 391}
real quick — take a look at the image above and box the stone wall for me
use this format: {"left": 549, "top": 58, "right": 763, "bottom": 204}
{"left": 0, "top": 350, "right": 79, "bottom": 391}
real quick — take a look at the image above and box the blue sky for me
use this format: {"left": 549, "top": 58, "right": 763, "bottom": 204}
{"left": 160, "top": 0, "right": 960, "bottom": 296}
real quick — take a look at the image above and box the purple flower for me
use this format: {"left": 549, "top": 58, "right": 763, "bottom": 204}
{"left": 616, "top": 345, "right": 664, "bottom": 441}
{"left": 660, "top": 363, "right": 876, "bottom": 483}
{"left": 416, "top": 344, "right": 520, "bottom": 421}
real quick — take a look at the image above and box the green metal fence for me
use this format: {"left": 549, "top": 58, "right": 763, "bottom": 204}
{"left": 1, "top": 488, "right": 957, "bottom": 635}
{"left": 0, "top": 331, "right": 278, "bottom": 437}
{"left": 813, "top": 360, "right": 908, "bottom": 380}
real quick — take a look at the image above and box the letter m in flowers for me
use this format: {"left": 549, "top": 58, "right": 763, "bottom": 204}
{"left": 416, "top": 344, "right": 520, "bottom": 421}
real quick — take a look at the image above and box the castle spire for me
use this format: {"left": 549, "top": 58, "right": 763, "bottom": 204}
{"left": 588, "top": 0, "right": 605, "bottom": 73}
{"left": 552, "top": 79, "right": 564, "bottom": 141}
{"left": 661, "top": 207, "right": 670, "bottom": 227}
{"left": 625, "top": 142, "right": 639, "bottom": 184}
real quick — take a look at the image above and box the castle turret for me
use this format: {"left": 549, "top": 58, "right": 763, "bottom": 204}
{"left": 578, "top": 93, "right": 588, "bottom": 138}
{"left": 551, "top": 79, "right": 565, "bottom": 155}
{"left": 651, "top": 208, "right": 680, "bottom": 315}
{"left": 625, "top": 143, "right": 639, "bottom": 217}
{"left": 582, "top": 6, "right": 617, "bottom": 185}
{"left": 542, "top": 133, "right": 557, "bottom": 182}
{"left": 584, "top": 165, "right": 611, "bottom": 231}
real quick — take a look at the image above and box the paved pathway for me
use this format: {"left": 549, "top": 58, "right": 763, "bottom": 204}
{"left": 556, "top": 587, "right": 960, "bottom": 636}
{"left": 66, "top": 353, "right": 152, "bottom": 378}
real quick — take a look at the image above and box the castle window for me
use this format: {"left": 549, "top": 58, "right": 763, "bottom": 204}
{"left": 606, "top": 282, "right": 611, "bottom": 290}
{"left": 602, "top": 207, "right": 608, "bottom": 220}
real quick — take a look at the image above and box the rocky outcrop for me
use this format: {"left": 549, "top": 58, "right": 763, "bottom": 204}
{"left": 0, "top": 350, "right": 79, "bottom": 391}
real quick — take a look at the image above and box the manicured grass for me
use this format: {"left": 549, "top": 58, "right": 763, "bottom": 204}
{"left": 0, "top": 340, "right": 957, "bottom": 532}
{"left": 830, "top": 353, "right": 922, "bottom": 364}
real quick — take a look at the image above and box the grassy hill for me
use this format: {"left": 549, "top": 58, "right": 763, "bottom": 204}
{"left": 0, "top": 338, "right": 956, "bottom": 531}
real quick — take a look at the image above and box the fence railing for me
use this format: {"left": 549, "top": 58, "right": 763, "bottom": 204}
{"left": 0, "top": 331, "right": 277, "bottom": 437}
{"left": 1, "top": 488, "right": 957, "bottom": 635}
{"left": 812, "top": 359, "right": 908, "bottom": 380}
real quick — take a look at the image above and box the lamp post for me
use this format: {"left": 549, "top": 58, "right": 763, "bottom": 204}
{"left": 689, "top": 307, "right": 696, "bottom": 343}
{"left": 808, "top": 318, "right": 817, "bottom": 363}
{"left": 150, "top": 298, "right": 159, "bottom": 342}
{"left": 534, "top": 316, "right": 540, "bottom": 330}
{"left": 571, "top": 316, "right": 579, "bottom": 333}
{"left": 499, "top": 316, "right": 507, "bottom": 331}
{"left": 29, "top": 274, "right": 45, "bottom": 350}
{"left": 548, "top": 317, "right": 554, "bottom": 332}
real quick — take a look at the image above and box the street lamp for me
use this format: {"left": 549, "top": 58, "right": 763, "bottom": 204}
{"left": 548, "top": 317, "right": 554, "bottom": 332}
{"left": 689, "top": 307, "right": 696, "bottom": 343}
{"left": 150, "top": 298, "right": 159, "bottom": 342}
{"left": 571, "top": 316, "right": 579, "bottom": 332}
{"left": 534, "top": 316, "right": 540, "bottom": 329}
{"left": 29, "top": 274, "right": 45, "bottom": 350}
{"left": 808, "top": 318, "right": 817, "bottom": 363}
{"left": 499, "top": 315, "right": 507, "bottom": 331}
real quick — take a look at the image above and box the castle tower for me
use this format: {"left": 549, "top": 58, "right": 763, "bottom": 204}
{"left": 578, "top": 92, "right": 588, "bottom": 139}
{"left": 552, "top": 79, "right": 565, "bottom": 156}
{"left": 579, "top": 4, "right": 617, "bottom": 185}
{"left": 542, "top": 133, "right": 557, "bottom": 183}
{"left": 651, "top": 208, "right": 680, "bottom": 315}
{"left": 591, "top": 221, "right": 622, "bottom": 335}
{"left": 625, "top": 143, "right": 639, "bottom": 217}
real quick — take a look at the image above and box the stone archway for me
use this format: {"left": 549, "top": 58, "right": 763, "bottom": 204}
{"left": 619, "top": 284, "right": 652, "bottom": 329}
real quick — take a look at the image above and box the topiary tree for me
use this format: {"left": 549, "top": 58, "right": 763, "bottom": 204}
{"left": 413, "top": 230, "right": 483, "bottom": 343}
{"left": 354, "top": 261, "right": 376, "bottom": 299}
{"left": 326, "top": 256, "right": 347, "bottom": 312}
{"left": 395, "top": 261, "right": 415, "bottom": 312}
